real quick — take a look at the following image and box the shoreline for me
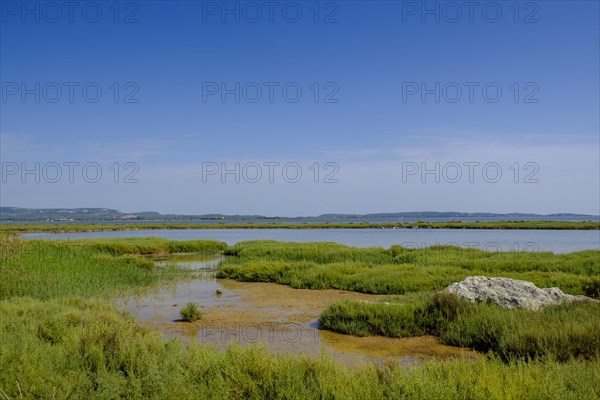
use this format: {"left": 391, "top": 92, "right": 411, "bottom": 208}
{"left": 2, "top": 220, "right": 599, "bottom": 233}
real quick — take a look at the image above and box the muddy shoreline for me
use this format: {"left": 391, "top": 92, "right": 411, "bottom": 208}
{"left": 117, "top": 256, "right": 476, "bottom": 367}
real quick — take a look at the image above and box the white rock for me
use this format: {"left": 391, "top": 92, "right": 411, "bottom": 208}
{"left": 444, "top": 276, "right": 592, "bottom": 311}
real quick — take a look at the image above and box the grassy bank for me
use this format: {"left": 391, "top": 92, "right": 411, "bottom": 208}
{"left": 1, "top": 219, "right": 599, "bottom": 233}
{"left": 1, "top": 297, "right": 599, "bottom": 399}
{"left": 319, "top": 294, "right": 600, "bottom": 361}
{"left": 0, "top": 236, "right": 225, "bottom": 300}
{"left": 54, "top": 236, "right": 226, "bottom": 256}
{"left": 218, "top": 241, "right": 600, "bottom": 295}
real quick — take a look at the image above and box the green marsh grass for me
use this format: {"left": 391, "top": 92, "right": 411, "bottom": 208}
{"left": 1, "top": 297, "right": 599, "bottom": 399}
{"left": 55, "top": 236, "right": 226, "bottom": 256}
{"left": 218, "top": 242, "right": 600, "bottom": 295}
{"left": 180, "top": 302, "right": 203, "bottom": 322}
{"left": 583, "top": 277, "right": 600, "bottom": 298}
{"left": 0, "top": 237, "right": 226, "bottom": 300}
{"left": 2, "top": 235, "right": 600, "bottom": 398}
{"left": 221, "top": 241, "right": 600, "bottom": 361}
{"left": 319, "top": 293, "right": 600, "bottom": 361}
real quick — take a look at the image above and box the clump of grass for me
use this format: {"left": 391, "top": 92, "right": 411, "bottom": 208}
{"left": 180, "top": 302, "right": 202, "bottom": 322}
{"left": 319, "top": 295, "right": 435, "bottom": 337}
{"left": 0, "top": 231, "right": 22, "bottom": 262}
{"left": 223, "top": 246, "right": 240, "bottom": 256}
{"left": 59, "top": 237, "right": 226, "bottom": 256}
{"left": 440, "top": 299, "right": 600, "bottom": 361}
{"left": 118, "top": 254, "right": 156, "bottom": 271}
{"left": 583, "top": 277, "right": 600, "bottom": 299}
{"left": 319, "top": 293, "right": 600, "bottom": 361}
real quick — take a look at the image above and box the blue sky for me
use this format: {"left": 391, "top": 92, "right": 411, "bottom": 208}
{"left": 1, "top": 0, "right": 599, "bottom": 216}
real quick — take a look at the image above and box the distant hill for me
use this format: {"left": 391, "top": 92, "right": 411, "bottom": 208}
{"left": 0, "top": 207, "right": 598, "bottom": 222}
{"left": 317, "top": 212, "right": 598, "bottom": 219}
{"left": 0, "top": 207, "right": 238, "bottom": 221}
{"left": 0, "top": 207, "right": 125, "bottom": 221}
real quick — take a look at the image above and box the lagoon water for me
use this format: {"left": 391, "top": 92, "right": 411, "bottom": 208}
{"left": 24, "top": 228, "right": 600, "bottom": 253}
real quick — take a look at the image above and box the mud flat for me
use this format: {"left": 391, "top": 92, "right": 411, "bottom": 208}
{"left": 118, "top": 256, "right": 475, "bottom": 367}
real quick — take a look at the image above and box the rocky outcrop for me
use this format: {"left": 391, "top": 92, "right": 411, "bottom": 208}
{"left": 444, "top": 276, "right": 592, "bottom": 311}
